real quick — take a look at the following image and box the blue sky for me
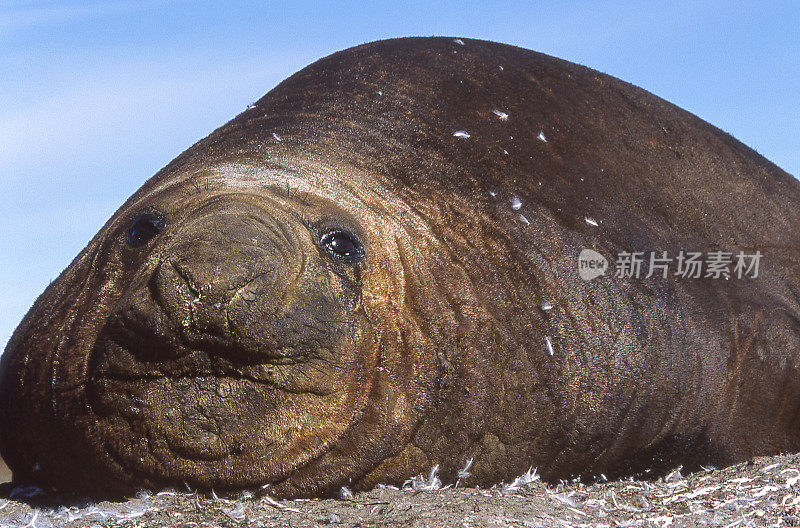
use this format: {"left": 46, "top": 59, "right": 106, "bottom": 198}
{"left": 1, "top": 1, "right": 798, "bottom": 350}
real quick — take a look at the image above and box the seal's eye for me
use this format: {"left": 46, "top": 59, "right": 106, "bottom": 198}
{"left": 127, "top": 213, "right": 166, "bottom": 247}
{"left": 320, "top": 230, "right": 364, "bottom": 261}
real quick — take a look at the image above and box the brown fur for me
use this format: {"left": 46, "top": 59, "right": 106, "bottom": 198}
{"left": 2, "top": 37, "right": 800, "bottom": 498}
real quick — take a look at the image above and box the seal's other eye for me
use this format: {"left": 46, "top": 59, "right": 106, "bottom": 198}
{"left": 127, "top": 212, "right": 166, "bottom": 247}
{"left": 320, "top": 230, "right": 364, "bottom": 262}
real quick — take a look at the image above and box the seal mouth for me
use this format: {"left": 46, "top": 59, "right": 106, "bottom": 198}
{"left": 89, "top": 309, "right": 345, "bottom": 396}
{"left": 92, "top": 331, "right": 336, "bottom": 393}
{"left": 83, "top": 303, "right": 366, "bottom": 490}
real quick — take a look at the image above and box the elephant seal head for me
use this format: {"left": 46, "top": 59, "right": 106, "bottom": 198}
{"left": 0, "top": 145, "right": 460, "bottom": 496}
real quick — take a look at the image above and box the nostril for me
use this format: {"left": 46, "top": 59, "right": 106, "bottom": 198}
{"left": 149, "top": 259, "right": 207, "bottom": 330}
{"left": 171, "top": 261, "right": 202, "bottom": 298}
{"left": 154, "top": 259, "right": 233, "bottom": 339}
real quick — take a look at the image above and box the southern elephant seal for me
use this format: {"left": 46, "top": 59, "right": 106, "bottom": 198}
{"left": 2, "top": 37, "right": 799, "bottom": 498}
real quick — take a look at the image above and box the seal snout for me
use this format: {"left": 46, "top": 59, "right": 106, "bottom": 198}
{"left": 90, "top": 197, "right": 321, "bottom": 381}
{"left": 155, "top": 238, "right": 284, "bottom": 341}
{"left": 148, "top": 204, "right": 305, "bottom": 360}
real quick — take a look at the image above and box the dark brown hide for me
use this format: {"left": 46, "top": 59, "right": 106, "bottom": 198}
{"left": 2, "top": 37, "right": 799, "bottom": 498}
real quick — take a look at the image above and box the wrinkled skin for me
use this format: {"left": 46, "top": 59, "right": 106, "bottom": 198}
{"left": 2, "top": 37, "right": 800, "bottom": 498}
